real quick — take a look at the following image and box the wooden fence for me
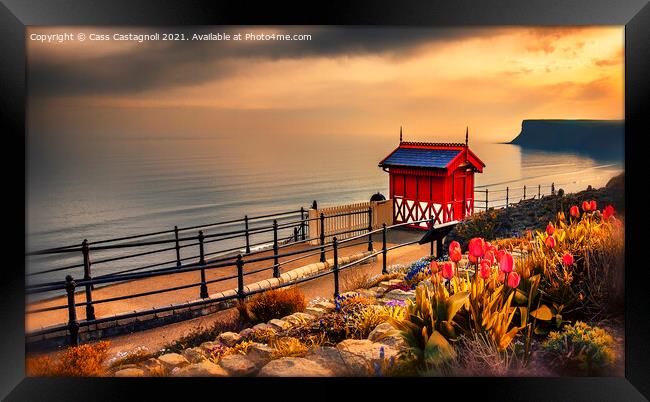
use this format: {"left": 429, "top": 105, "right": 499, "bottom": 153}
{"left": 307, "top": 200, "right": 392, "bottom": 244}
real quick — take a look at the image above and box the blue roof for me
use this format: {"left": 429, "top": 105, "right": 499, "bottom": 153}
{"left": 381, "top": 148, "right": 461, "bottom": 168}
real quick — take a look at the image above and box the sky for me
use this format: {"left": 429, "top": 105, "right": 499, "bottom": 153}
{"left": 27, "top": 26, "right": 624, "bottom": 144}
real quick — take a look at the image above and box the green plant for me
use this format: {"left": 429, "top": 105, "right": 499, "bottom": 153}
{"left": 541, "top": 321, "right": 616, "bottom": 375}
{"left": 389, "top": 283, "right": 469, "bottom": 366}
{"left": 27, "top": 341, "right": 111, "bottom": 377}
{"left": 245, "top": 288, "right": 306, "bottom": 324}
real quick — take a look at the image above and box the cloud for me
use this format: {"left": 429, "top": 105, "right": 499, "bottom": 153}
{"left": 28, "top": 26, "right": 494, "bottom": 97}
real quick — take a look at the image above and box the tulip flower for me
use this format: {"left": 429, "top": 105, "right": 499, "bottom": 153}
{"left": 498, "top": 269, "right": 505, "bottom": 283}
{"left": 562, "top": 253, "right": 574, "bottom": 266}
{"left": 449, "top": 241, "right": 461, "bottom": 255}
{"left": 430, "top": 260, "right": 439, "bottom": 274}
{"left": 590, "top": 200, "right": 597, "bottom": 211}
{"left": 570, "top": 205, "right": 580, "bottom": 218}
{"left": 483, "top": 249, "right": 496, "bottom": 265}
{"left": 450, "top": 247, "right": 462, "bottom": 263}
{"left": 507, "top": 272, "right": 521, "bottom": 288}
{"left": 468, "top": 254, "right": 478, "bottom": 264}
{"left": 499, "top": 251, "right": 514, "bottom": 273}
{"left": 546, "top": 222, "right": 555, "bottom": 236}
{"left": 441, "top": 262, "right": 454, "bottom": 280}
{"left": 582, "top": 201, "right": 591, "bottom": 212}
{"left": 479, "top": 260, "right": 491, "bottom": 279}
{"left": 468, "top": 237, "right": 485, "bottom": 258}
{"left": 602, "top": 204, "right": 616, "bottom": 220}
{"left": 545, "top": 236, "right": 556, "bottom": 249}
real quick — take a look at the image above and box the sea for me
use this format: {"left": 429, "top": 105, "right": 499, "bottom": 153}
{"left": 26, "top": 134, "right": 624, "bottom": 289}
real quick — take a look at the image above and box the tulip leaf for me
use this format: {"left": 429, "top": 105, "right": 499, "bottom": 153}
{"left": 530, "top": 304, "right": 553, "bottom": 321}
{"left": 424, "top": 330, "right": 456, "bottom": 365}
{"left": 446, "top": 291, "right": 470, "bottom": 321}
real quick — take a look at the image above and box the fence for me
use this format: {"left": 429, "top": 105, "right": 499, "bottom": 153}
{"left": 473, "top": 182, "right": 558, "bottom": 212}
{"left": 307, "top": 199, "right": 392, "bottom": 245}
{"left": 26, "top": 211, "right": 438, "bottom": 348}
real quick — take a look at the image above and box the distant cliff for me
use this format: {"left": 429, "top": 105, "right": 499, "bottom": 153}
{"left": 509, "top": 119, "right": 624, "bottom": 160}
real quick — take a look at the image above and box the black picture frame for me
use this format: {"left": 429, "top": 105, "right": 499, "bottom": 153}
{"left": 2, "top": 0, "right": 648, "bottom": 400}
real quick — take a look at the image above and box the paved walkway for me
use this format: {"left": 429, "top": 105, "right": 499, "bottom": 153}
{"left": 26, "top": 229, "right": 434, "bottom": 334}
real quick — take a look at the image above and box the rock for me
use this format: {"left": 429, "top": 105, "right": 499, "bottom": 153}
{"left": 247, "top": 343, "right": 275, "bottom": 366}
{"left": 305, "top": 307, "right": 326, "bottom": 317}
{"left": 339, "top": 291, "right": 359, "bottom": 298}
{"left": 218, "top": 354, "right": 259, "bottom": 376}
{"left": 217, "top": 331, "right": 242, "bottom": 347}
{"left": 172, "top": 361, "right": 229, "bottom": 377}
{"left": 252, "top": 323, "right": 276, "bottom": 333}
{"left": 158, "top": 353, "right": 190, "bottom": 369}
{"left": 268, "top": 319, "right": 291, "bottom": 331}
{"left": 387, "top": 279, "right": 403, "bottom": 286}
{"left": 282, "top": 312, "right": 315, "bottom": 326}
{"left": 257, "top": 357, "right": 335, "bottom": 377}
{"left": 367, "top": 322, "right": 405, "bottom": 348}
{"left": 383, "top": 289, "right": 415, "bottom": 301}
{"left": 238, "top": 328, "right": 254, "bottom": 339}
{"left": 114, "top": 368, "right": 145, "bottom": 377}
{"left": 336, "top": 339, "right": 399, "bottom": 363}
{"left": 182, "top": 347, "right": 207, "bottom": 363}
{"left": 140, "top": 358, "right": 166, "bottom": 375}
{"left": 304, "top": 347, "right": 371, "bottom": 376}
{"left": 314, "top": 301, "right": 336, "bottom": 311}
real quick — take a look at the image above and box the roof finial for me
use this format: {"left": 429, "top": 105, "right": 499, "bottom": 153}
{"left": 465, "top": 126, "right": 469, "bottom": 147}
{"left": 400, "top": 126, "right": 403, "bottom": 143}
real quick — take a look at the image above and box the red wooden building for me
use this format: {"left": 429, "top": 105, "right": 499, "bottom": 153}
{"left": 378, "top": 128, "right": 485, "bottom": 229}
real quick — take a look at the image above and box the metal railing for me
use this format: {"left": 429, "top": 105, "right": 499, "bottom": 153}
{"left": 473, "top": 182, "right": 565, "bottom": 212}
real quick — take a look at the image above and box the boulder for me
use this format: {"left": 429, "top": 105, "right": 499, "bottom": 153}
{"left": 217, "top": 331, "right": 242, "bottom": 347}
{"left": 247, "top": 343, "right": 275, "bottom": 366}
{"left": 257, "top": 357, "right": 335, "bottom": 377}
{"left": 336, "top": 339, "right": 399, "bottom": 363}
{"left": 314, "top": 301, "right": 336, "bottom": 311}
{"left": 182, "top": 347, "right": 207, "bottom": 363}
{"left": 252, "top": 323, "right": 276, "bottom": 333}
{"left": 304, "top": 346, "right": 371, "bottom": 376}
{"left": 158, "top": 353, "right": 190, "bottom": 370}
{"left": 305, "top": 307, "right": 326, "bottom": 317}
{"left": 367, "top": 322, "right": 405, "bottom": 348}
{"left": 114, "top": 367, "right": 145, "bottom": 377}
{"left": 238, "top": 328, "right": 254, "bottom": 339}
{"left": 383, "top": 289, "right": 415, "bottom": 301}
{"left": 218, "top": 354, "right": 259, "bottom": 376}
{"left": 268, "top": 319, "right": 291, "bottom": 331}
{"left": 172, "top": 361, "right": 229, "bottom": 377}
{"left": 140, "top": 358, "right": 165, "bottom": 375}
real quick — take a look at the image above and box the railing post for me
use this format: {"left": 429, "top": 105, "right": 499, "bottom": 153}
{"left": 382, "top": 223, "right": 388, "bottom": 274}
{"left": 244, "top": 215, "right": 251, "bottom": 254}
{"left": 506, "top": 187, "right": 509, "bottom": 209}
{"left": 333, "top": 237, "right": 340, "bottom": 299}
{"left": 551, "top": 182, "right": 555, "bottom": 196}
{"left": 367, "top": 207, "right": 373, "bottom": 251}
{"left": 236, "top": 254, "right": 245, "bottom": 301}
{"left": 65, "top": 275, "right": 79, "bottom": 347}
{"left": 430, "top": 217, "right": 435, "bottom": 256}
{"left": 538, "top": 184, "right": 541, "bottom": 199}
{"left": 198, "top": 230, "right": 208, "bottom": 299}
{"left": 319, "top": 213, "right": 326, "bottom": 263}
{"left": 312, "top": 200, "right": 318, "bottom": 210}
{"left": 485, "top": 188, "right": 489, "bottom": 211}
{"left": 81, "top": 239, "right": 95, "bottom": 321}
{"left": 273, "top": 220, "right": 280, "bottom": 278}
{"left": 293, "top": 227, "right": 298, "bottom": 242}
{"left": 174, "top": 226, "right": 181, "bottom": 267}
{"left": 523, "top": 185, "right": 526, "bottom": 200}
{"left": 300, "top": 207, "right": 306, "bottom": 241}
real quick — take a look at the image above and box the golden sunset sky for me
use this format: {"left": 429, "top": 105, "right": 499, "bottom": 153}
{"left": 27, "top": 26, "right": 624, "bottom": 143}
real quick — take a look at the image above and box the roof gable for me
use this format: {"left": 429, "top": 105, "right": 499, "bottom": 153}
{"left": 379, "top": 141, "right": 485, "bottom": 172}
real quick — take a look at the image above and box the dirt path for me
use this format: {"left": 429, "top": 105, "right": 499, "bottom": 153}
{"left": 27, "top": 229, "right": 434, "bottom": 338}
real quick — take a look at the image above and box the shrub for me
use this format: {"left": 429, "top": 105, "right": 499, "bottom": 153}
{"left": 245, "top": 288, "right": 306, "bottom": 324}
{"left": 244, "top": 327, "right": 277, "bottom": 344}
{"left": 341, "top": 269, "right": 373, "bottom": 292}
{"left": 270, "top": 337, "right": 309, "bottom": 359}
{"left": 26, "top": 341, "right": 111, "bottom": 377}
{"left": 334, "top": 293, "right": 376, "bottom": 313}
{"left": 541, "top": 321, "right": 616, "bottom": 375}
{"left": 450, "top": 333, "right": 522, "bottom": 376}
{"left": 450, "top": 209, "right": 500, "bottom": 248}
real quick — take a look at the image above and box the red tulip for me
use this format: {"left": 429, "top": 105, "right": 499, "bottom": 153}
{"left": 545, "top": 236, "right": 556, "bottom": 249}
{"left": 441, "top": 262, "right": 454, "bottom": 280}
{"left": 498, "top": 269, "right": 505, "bottom": 283}
{"left": 602, "top": 205, "right": 616, "bottom": 220}
{"left": 546, "top": 223, "right": 555, "bottom": 236}
{"left": 562, "top": 253, "right": 574, "bottom": 266}
{"left": 590, "top": 200, "right": 597, "bottom": 211}
{"left": 479, "top": 260, "right": 492, "bottom": 279}
{"left": 483, "top": 249, "right": 496, "bottom": 265}
{"left": 582, "top": 201, "right": 591, "bottom": 212}
{"left": 450, "top": 247, "right": 462, "bottom": 263}
{"left": 468, "top": 237, "right": 485, "bottom": 258}
{"left": 570, "top": 205, "right": 580, "bottom": 218}
{"left": 468, "top": 254, "right": 478, "bottom": 264}
{"left": 499, "top": 251, "right": 514, "bottom": 273}
{"left": 449, "top": 241, "right": 461, "bottom": 255}
{"left": 507, "top": 272, "right": 521, "bottom": 288}
{"left": 430, "top": 260, "right": 439, "bottom": 274}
